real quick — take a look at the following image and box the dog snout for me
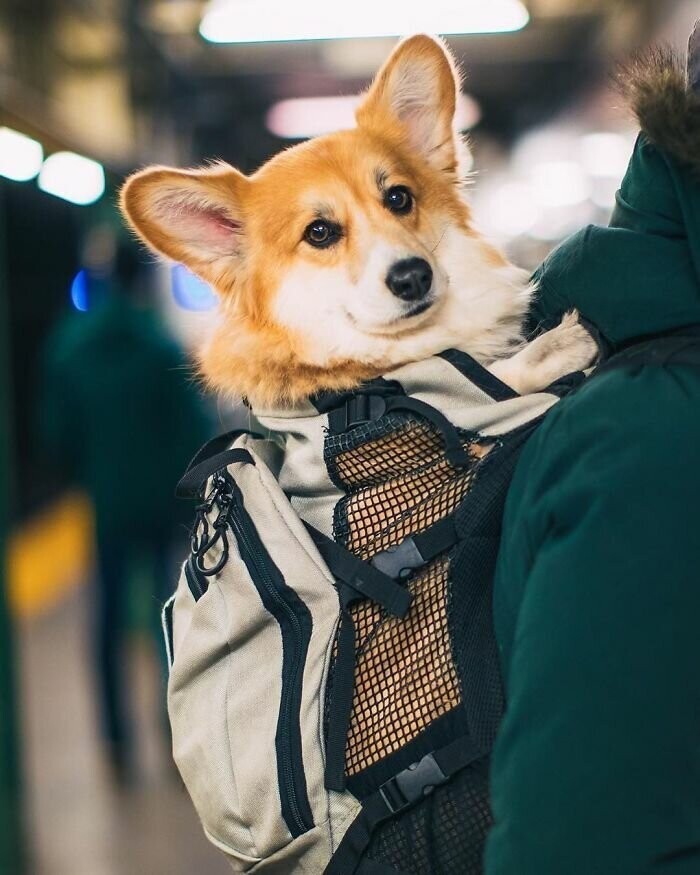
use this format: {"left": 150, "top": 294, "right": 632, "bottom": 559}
{"left": 385, "top": 257, "right": 433, "bottom": 302}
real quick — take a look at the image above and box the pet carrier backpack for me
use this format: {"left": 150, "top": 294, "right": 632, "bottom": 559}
{"left": 162, "top": 346, "right": 585, "bottom": 874}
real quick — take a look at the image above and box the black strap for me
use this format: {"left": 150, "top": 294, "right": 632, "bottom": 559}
{"left": 327, "top": 393, "right": 470, "bottom": 468}
{"left": 594, "top": 326, "right": 700, "bottom": 375}
{"left": 305, "top": 524, "right": 412, "bottom": 618}
{"left": 176, "top": 448, "right": 255, "bottom": 498}
{"left": 438, "top": 348, "right": 519, "bottom": 402}
{"left": 370, "top": 517, "right": 457, "bottom": 579}
{"left": 310, "top": 379, "right": 402, "bottom": 414}
{"left": 323, "top": 734, "right": 484, "bottom": 875}
{"left": 304, "top": 524, "right": 413, "bottom": 790}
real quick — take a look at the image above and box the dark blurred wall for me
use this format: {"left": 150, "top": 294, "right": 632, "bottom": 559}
{"left": 1, "top": 180, "right": 80, "bottom": 521}
{"left": 0, "top": 170, "right": 25, "bottom": 875}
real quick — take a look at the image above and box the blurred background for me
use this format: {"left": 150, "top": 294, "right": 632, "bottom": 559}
{"left": 0, "top": 1, "right": 698, "bottom": 873}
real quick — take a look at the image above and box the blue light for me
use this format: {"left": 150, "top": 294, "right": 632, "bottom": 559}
{"left": 171, "top": 264, "right": 217, "bottom": 311}
{"left": 70, "top": 269, "right": 89, "bottom": 312}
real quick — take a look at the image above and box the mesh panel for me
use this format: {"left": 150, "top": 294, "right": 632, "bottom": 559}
{"left": 324, "top": 407, "right": 540, "bottom": 875}
{"left": 331, "top": 416, "right": 491, "bottom": 561}
{"left": 345, "top": 556, "right": 460, "bottom": 775}
{"left": 325, "top": 414, "right": 493, "bottom": 775}
{"left": 365, "top": 759, "right": 493, "bottom": 874}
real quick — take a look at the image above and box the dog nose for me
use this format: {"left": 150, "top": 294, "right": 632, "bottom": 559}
{"left": 385, "top": 257, "right": 433, "bottom": 302}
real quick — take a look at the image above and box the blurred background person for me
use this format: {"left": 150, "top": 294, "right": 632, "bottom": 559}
{"left": 37, "top": 240, "right": 211, "bottom": 784}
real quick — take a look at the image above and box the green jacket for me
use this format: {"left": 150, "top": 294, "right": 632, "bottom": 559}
{"left": 486, "top": 49, "right": 700, "bottom": 873}
{"left": 39, "top": 292, "right": 211, "bottom": 539}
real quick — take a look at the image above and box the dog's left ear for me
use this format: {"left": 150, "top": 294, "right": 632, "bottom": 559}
{"left": 356, "top": 34, "right": 462, "bottom": 175}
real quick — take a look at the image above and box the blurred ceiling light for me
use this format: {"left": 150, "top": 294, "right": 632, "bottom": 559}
{"left": 590, "top": 176, "right": 620, "bottom": 210}
{"left": 475, "top": 180, "right": 540, "bottom": 239}
{"left": 512, "top": 128, "right": 577, "bottom": 175}
{"left": 320, "top": 38, "right": 398, "bottom": 75}
{"left": 0, "top": 127, "right": 43, "bottom": 182}
{"left": 267, "top": 93, "right": 480, "bottom": 139}
{"left": 531, "top": 161, "right": 590, "bottom": 208}
{"left": 146, "top": 0, "right": 204, "bottom": 35}
{"left": 200, "top": 0, "right": 529, "bottom": 43}
{"left": 38, "top": 152, "right": 105, "bottom": 206}
{"left": 70, "top": 269, "right": 90, "bottom": 312}
{"left": 171, "top": 264, "right": 217, "bottom": 311}
{"left": 579, "top": 132, "right": 631, "bottom": 178}
{"left": 529, "top": 200, "right": 595, "bottom": 242}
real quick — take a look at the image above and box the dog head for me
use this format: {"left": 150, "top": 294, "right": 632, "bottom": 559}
{"left": 121, "top": 35, "right": 528, "bottom": 406}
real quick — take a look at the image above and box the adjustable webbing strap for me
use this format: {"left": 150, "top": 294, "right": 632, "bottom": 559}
{"left": 304, "top": 523, "right": 413, "bottom": 791}
{"left": 324, "top": 734, "right": 484, "bottom": 875}
{"left": 304, "top": 524, "right": 412, "bottom": 618}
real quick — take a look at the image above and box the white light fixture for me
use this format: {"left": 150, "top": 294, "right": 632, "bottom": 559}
{"left": 200, "top": 0, "right": 529, "bottom": 43}
{"left": 0, "top": 127, "right": 44, "bottom": 182}
{"left": 38, "top": 151, "right": 105, "bottom": 205}
{"left": 266, "top": 93, "right": 480, "bottom": 139}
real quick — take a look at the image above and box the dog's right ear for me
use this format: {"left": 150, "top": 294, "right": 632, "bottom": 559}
{"left": 119, "top": 163, "right": 249, "bottom": 286}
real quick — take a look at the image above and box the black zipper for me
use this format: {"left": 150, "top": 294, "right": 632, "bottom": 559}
{"left": 224, "top": 474, "right": 315, "bottom": 838}
{"left": 185, "top": 556, "right": 207, "bottom": 602}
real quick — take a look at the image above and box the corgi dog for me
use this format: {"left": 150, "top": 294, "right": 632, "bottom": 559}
{"left": 120, "top": 34, "right": 596, "bottom": 407}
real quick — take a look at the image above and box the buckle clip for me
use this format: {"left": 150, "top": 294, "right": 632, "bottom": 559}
{"left": 370, "top": 537, "right": 424, "bottom": 580}
{"left": 378, "top": 752, "right": 448, "bottom": 814}
{"left": 328, "top": 394, "right": 387, "bottom": 433}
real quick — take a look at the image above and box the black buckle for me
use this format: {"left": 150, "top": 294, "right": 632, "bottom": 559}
{"left": 328, "top": 394, "right": 388, "bottom": 433}
{"left": 370, "top": 537, "right": 424, "bottom": 580}
{"left": 378, "top": 753, "right": 448, "bottom": 814}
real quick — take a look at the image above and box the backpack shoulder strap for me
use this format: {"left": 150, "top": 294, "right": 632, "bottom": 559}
{"left": 593, "top": 325, "right": 700, "bottom": 376}
{"left": 175, "top": 429, "right": 260, "bottom": 498}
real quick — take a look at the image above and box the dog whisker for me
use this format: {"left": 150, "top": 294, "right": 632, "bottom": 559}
{"left": 431, "top": 226, "right": 448, "bottom": 253}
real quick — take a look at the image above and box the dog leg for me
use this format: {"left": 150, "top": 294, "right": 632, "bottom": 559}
{"left": 488, "top": 311, "right": 598, "bottom": 395}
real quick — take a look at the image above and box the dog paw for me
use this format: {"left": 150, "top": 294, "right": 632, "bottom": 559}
{"left": 488, "top": 311, "right": 598, "bottom": 395}
{"left": 543, "top": 310, "right": 598, "bottom": 375}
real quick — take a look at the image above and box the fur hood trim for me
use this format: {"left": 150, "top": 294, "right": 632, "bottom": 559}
{"left": 616, "top": 46, "right": 700, "bottom": 176}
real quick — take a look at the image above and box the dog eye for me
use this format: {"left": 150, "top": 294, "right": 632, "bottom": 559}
{"left": 303, "top": 220, "right": 340, "bottom": 248}
{"left": 384, "top": 185, "right": 413, "bottom": 215}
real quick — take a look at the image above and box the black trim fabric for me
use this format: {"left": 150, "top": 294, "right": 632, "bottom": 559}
{"left": 227, "top": 482, "right": 315, "bottom": 838}
{"left": 438, "top": 349, "right": 520, "bottom": 401}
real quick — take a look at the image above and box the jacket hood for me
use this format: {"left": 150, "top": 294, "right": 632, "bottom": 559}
{"left": 529, "top": 43, "right": 700, "bottom": 347}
